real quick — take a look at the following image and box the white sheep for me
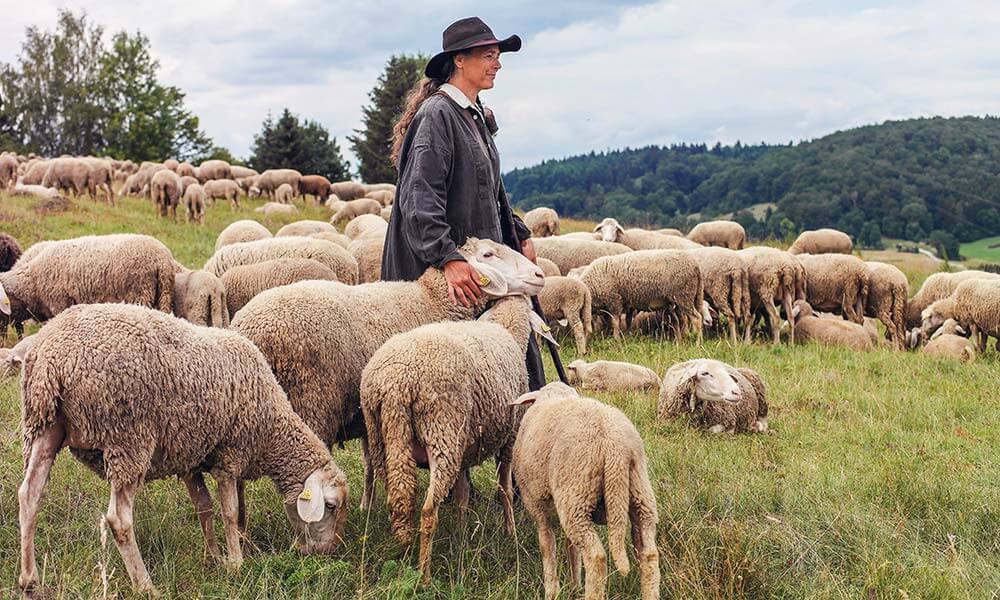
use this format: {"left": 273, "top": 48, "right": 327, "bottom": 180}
{"left": 204, "top": 237, "right": 359, "bottom": 284}
{"left": 565, "top": 359, "right": 660, "bottom": 392}
{"left": 921, "top": 318, "right": 976, "bottom": 362}
{"left": 538, "top": 276, "right": 591, "bottom": 355}
{"left": 216, "top": 219, "right": 272, "bottom": 251}
{"left": 658, "top": 358, "right": 768, "bottom": 433}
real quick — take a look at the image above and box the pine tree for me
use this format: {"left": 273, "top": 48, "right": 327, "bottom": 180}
{"left": 349, "top": 54, "right": 426, "bottom": 184}
{"left": 249, "top": 108, "right": 350, "bottom": 181}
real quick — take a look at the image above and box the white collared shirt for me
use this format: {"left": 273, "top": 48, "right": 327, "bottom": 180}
{"left": 439, "top": 83, "right": 486, "bottom": 121}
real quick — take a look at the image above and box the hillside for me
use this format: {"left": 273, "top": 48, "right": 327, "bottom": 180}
{"left": 505, "top": 116, "right": 1000, "bottom": 253}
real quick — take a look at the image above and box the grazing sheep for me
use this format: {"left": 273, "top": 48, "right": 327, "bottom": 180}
{"left": 196, "top": 159, "right": 232, "bottom": 182}
{"left": 308, "top": 231, "right": 351, "bottom": 248}
{"left": 920, "top": 278, "right": 1000, "bottom": 353}
{"left": 686, "top": 247, "right": 751, "bottom": 344}
{"left": 581, "top": 250, "right": 706, "bottom": 341}
{"left": 864, "top": 261, "right": 908, "bottom": 349}
{"left": 348, "top": 234, "right": 385, "bottom": 283}
{"left": 538, "top": 276, "right": 591, "bottom": 354}
{"left": 180, "top": 175, "right": 199, "bottom": 194}
{"left": 795, "top": 253, "right": 869, "bottom": 323}
{"left": 686, "top": 220, "right": 746, "bottom": 249}
{"left": 276, "top": 220, "right": 338, "bottom": 237}
{"left": 17, "top": 303, "right": 348, "bottom": 596}
{"left": 299, "top": 175, "right": 332, "bottom": 204}
{"left": 533, "top": 237, "right": 631, "bottom": 275}
{"left": 0, "top": 332, "right": 37, "bottom": 378}
{"left": 905, "top": 270, "right": 1000, "bottom": 328}
{"left": 739, "top": 247, "right": 799, "bottom": 344}
{"left": 790, "top": 300, "right": 873, "bottom": 350}
{"left": 365, "top": 189, "right": 395, "bottom": 207}
{"left": 275, "top": 183, "right": 295, "bottom": 204}
{"left": 565, "top": 359, "right": 659, "bottom": 391}
{"left": 174, "top": 268, "right": 229, "bottom": 327}
{"left": 216, "top": 219, "right": 273, "bottom": 251}
{"left": 204, "top": 237, "right": 359, "bottom": 284}
{"left": 182, "top": 183, "right": 207, "bottom": 225}
{"left": 331, "top": 198, "right": 382, "bottom": 226}
{"left": 921, "top": 319, "right": 976, "bottom": 362}
{"left": 329, "top": 180, "right": 366, "bottom": 201}
{"left": 361, "top": 296, "right": 543, "bottom": 583}
{"left": 230, "top": 238, "right": 544, "bottom": 507}
{"left": 20, "top": 160, "right": 50, "bottom": 185}
{"left": 40, "top": 157, "right": 89, "bottom": 197}
{"left": 81, "top": 157, "right": 114, "bottom": 205}
{"left": 175, "top": 161, "right": 197, "bottom": 178}
{"left": 163, "top": 158, "right": 180, "bottom": 171}
{"left": 203, "top": 179, "right": 241, "bottom": 209}
{"left": 594, "top": 218, "right": 700, "bottom": 250}
{"left": 658, "top": 359, "right": 768, "bottom": 434}
{"left": 222, "top": 258, "right": 338, "bottom": 317}
{"left": 256, "top": 169, "right": 303, "bottom": 198}
{"left": 255, "top": 202, "right": 298, "bottom": 219}
{"left": 325, "top": 194, "right": 344, "bottom": 211}
{"left": 150, "top": 169, "right": 183, "bottom": 220}
{"left": 230, "top": 165, "right": 258, "bottom": 180}
{"left": 0, "top": 153, "right": 17, "bottom": 188}
{"left": 523, "top": 207, "right": 560, "bottom": 237}
{"left": 511, "top": 382, "right": 660, "bottom": 600}
{"left": 0, "top": 233, "right": 23, "bottom": 271}
{"left": 788, "top": 228, "right": 852, "bottom": 255}
{"left": 344, "top": 213, "right": 389, "bottom": 240}
{"left": 118, "top": 170, "right": 152, "bottom": 198}
{"left": 537, "top": 257, "right": 560, "bottom": 277}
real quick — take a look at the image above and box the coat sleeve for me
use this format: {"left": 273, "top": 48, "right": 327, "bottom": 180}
{"left": 398, "top": 118, "right": 465, "bottom": 268}
{"left": 512, "top": 212, "right": 531, "bottom": 242}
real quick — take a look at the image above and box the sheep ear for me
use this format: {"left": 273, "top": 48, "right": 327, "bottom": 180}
{"left": 529, "top": 311, "right": 559, "bottom": 346}
{"left": 510, "top": 390, "right": 539, "bottom": 406}
{"left": 929, "top": 326, "right": 944, "bottom": 341}
{"left": 616, "top": 223, "right": 625, "bottom": 235}
{"left": 791, "top": 303, "right": 801, "bottom": 318}
{"left": 955, "top": 324, "right": 967, "bottom": 336}
{"left": 592, "top": 223, "right": 602, "bottom": 233}
{"left": 468, "top": 262, "right": 508, "bottom": 297}
{"left": 0, "top": 282, "right": 9, "bottom": 316}
{"left": 296, "top": 470, "right": 326, "bottom": 523}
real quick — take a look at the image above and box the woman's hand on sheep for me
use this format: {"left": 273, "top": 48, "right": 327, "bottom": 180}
{"left": 444, "top": 260, "right": 484, "bottom": 307}
{"left": 520, "top": 238, "right": 537, "bottom": 263}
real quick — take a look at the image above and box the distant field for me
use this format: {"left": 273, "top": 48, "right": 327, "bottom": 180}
{"left": 960, "top": 236, "right": 1000, "bottom": 264}
{"left": 2, "top": 194, "right": 998, "bottom": 598}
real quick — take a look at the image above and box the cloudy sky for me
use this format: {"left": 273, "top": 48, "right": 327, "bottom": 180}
{"left": 3, "top": 0, "right": 999, "bottom": 172}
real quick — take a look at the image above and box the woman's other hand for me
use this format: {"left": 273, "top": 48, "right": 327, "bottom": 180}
{"left": 443, "top": 260, "right": 484, "bottom": 307}
{"left": 520, "top": 238, "right": 537, "bottom": 263}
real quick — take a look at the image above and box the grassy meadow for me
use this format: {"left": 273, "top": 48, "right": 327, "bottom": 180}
{"left": 1, "top": 192, "right": 999, "bottom": 598}
{"left": 960, "top": 236, "right": 1000, "bottom": 266}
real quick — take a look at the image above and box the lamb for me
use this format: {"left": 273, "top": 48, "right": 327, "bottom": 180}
{"left": 329, "top": 180, "right": 366, "bottom": 201}
{"left": 0, "top": 233, "right": 23, "bottom": 271}
{"left": 538, "top": 276, "right": 592, "bottom": 354}
{"left": 203, "top": 179, "right": 241, "bottom": 209}
{"left": 344, "top": 213, "right": 389, "bottom": 240}
{"left": 150, "top": 168, "right": 183, "bottom": 220}
{"left": 537, "top": 256, "right": 560, "bottom": 277}
{"left": 686, "top": 220, "right": 746, "bottom": 249}
{"left": 348, "top": 234, "right": 385, "bottom": 283}
{"left": 864, "top": 261, "right": 908, "bottom": 349}
{"left": 533, "top": 237, "right": 631, "bottom": 274}
{"left": 686, "top": 247, "right": 751, "bottom": 344}
{"left": 594, "top": 218, "right": 701, "bottom": 250}
{"left": 580, "top": 249, "right": 706, "bottom": 341}
{"left": 0, "top": 234, "right": 177, "bottom": 338}
{"left": 790, "top": 300, "right": 874, "bottom": 350}
{"left": 920, "top": 278, "right": 1000, "bottom": 353}
{"left": 331, "top": 198, "right": 382, "bottom": 226}
{"left": 230, "top": 238, "right": 544, "bottom": 506}
{"left": 921, "top": 318, "right": 976, "bottom": 362}
{"left": 365, "top": 188, "right": 394, "bottom": 207}
{"left": 299, "top": 175, "right": 332, "bottom": 204}
{"left": 222, "top": 258, "right": 338, "bottom": 317}
{"left": 795, "top": 253, "right": 869, "bottom": 323}
{"left": 276, "top": 220, "right": 339, "bottom": 237}
{"left": 905, "top": 270, "right": 1000, "bottom": 328}
{"left": 0, "top": 153, "right": 17, "bottom": 188}
{"left": 17, "top": 303, "right": 349, "bottom": 596}
{"left": 204, "top": 237, "right": 359, "bottom": 284}
{"left": 788, "top": 228, "right": 852, "bottom": 255}
{"left": 216, "top": 219, "right": 273, "bottom": 251}
{"left": 511, "top": 382, "right": 660, "bottom": 600}
{"left": 196, "top": 159, "right": 232, "bottom": 182}
{"left": 739, "top": 247, "right": 800, "bottom": 344}
{"left": 174, "top": 268, "right": 229, "bottom": 327}
{"left": 182, "top": 182, "right": 207, "bottom": 225}
{"left": 523, "top": 207, "right": 560, "bottom": 237}
{"left": 275, "top": 182, "right": 295, "bottom": 204}
{"left": 565, "top": 359, "right": 659, "bottom": 391}
{"left": 361, "top": 296, "right": 545, "bottom": 583}
{"left": 255, "top": 202, "right": 298, "bottom": 219}
{"left": 256, "top": 169, "right": 303, "bottom": 198}
{"left": 658, "top": 358, "right": 768, "bottom": 434}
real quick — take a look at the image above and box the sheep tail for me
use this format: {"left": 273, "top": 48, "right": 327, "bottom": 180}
{"left": 380, "top": 388, "right": 419, "bottom": 544}
{"left": 582, "top": 286, "right": 593, "bottom": 335}
{"left": 20, "top": 346, "right": 60, "bottom": 469}
{"left": 157, "top": 264, "right": 174, "bottom": 314}
{"left": 604, "top": 448, "right": 631, "bottom": 576}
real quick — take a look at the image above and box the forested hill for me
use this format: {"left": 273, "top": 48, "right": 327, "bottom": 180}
{"left": 504, "top": 116, "right": 1000, "bottom": 248}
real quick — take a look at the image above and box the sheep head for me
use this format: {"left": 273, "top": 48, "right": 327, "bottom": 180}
{"left": 679, "top": 359, "right": 742, "bottom": 410}
{"left": 284, "top": 462, "right": 349, "bottom": 555}
{"left": 790, "top": 299, "right": 814, "bottom": 323}
{"left": 458, "top": 238, "right": 544, "bottom": 297}
{"left": 593, "top": 217, "right": 625, "bottom": 243}
{"left": 921, "top": 298, "right": 955, "bottom": 336}
{"left": 510, "top": 381, "right": 580, "bottom": 406}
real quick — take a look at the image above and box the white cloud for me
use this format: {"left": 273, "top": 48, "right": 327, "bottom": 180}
{"left": 3, "top": 1, "right": 1000, "bottom": 173}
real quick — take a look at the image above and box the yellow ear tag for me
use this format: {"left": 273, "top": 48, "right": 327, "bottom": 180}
{"left": 478, "top": 275, "right": 491, "bottom": 286}
{"left": 541, "top": 324, "right": 551, "bottom": 332}
{"left": 299, "top": 488, "right": 313, "bottom": 501}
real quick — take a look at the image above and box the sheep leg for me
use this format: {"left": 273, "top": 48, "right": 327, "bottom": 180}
{"left": 419, "top": 452, "right": 461, "bottom": 585}
{"left": 496, "top": 459, "right": 515, "bottom": 536}
{"left": 360, "top": 437, "right": 376, "bottom": 511}
{"left": 763, "top": 302, "right": 781, "bottom": 345}
{"left": 629, "top": 505, "right": 660, "bottom": 600}
{"left": 535, "top": 519, "right": 561, "bottom": 600}
{"left": 182, "top": 473, "right": 221, "bottom": 560}
{"left": 566, "top": 540, "right": 582, "bottom": 588}
{"left": 18, "top": 422, "right": 65, "bottom": 594}
{"left": 562, "top": 519, "right": 607, "bottom": 600}
{"left": 782, "top": 292, "right": 795, "bottom": 345}
{"left": 567, "top": 312, "right": 588, "bottom": 355}
{"left": 216, "top": 477, "right": 244, "bottom": 571}
{"left": 237, "top": 480, "right": 248, "bottom": 533}
{"left": 106, "top": 480, "right": 156, "bottom": 595}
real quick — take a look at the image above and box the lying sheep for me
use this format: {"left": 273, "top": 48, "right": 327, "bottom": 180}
{"left": 864, "top": 261, "right": 908, "bottom": 349}
{"left": 523, "top": 207, "right": 560, "bottom": 237}
{"left": 276, "top": 220, "right": 338, "bottom": 238}
{"left": 533, "top": 237, "right": 631, "bottom": 275}
{"left": 204, "top": 179, "right": 241, "bottom": 209}
{"left": 331, "top": 198, "right": 382, "bottom": 226}
{"left": 795, "top": 253, "right": 868, "bottom": 323}
{"left": 255, "top": 202, "right": 299, "bottom": 219}
{"left": 537, "top": 256, "right": 560, "bottom": 277}
{"left": 905, "top": 270, "right": 1000, "bottom": 328}
{"left": 216, "top": 219, "right": 272, "bottom": 251}
{"left": 511, "top": 382, "right": 660, "bottom": 600}
{"left": 921, "top": 319, "right": 976, "bottom": 362}
{"left": 344, "top": 213, "right": 388, "bottom": 240}
{"left": 18, "top": 303, "right": 348, "bottom": 596}
{"left": 538, "top": 276, "right": 591, "bottom": 355}
{"left": 9, "top": 184, "right": 65, "bottom": 204}
{"left": 920, "top": 278, "right": 1000, "bottom": 353}
{"left": 275, "top": 183, "right": 295, "bottom": 204}
{"left": 361, "top": 296, "right": 544, "bottom": 583}
{"left": 686, "top": 220, "right": 746, "bottom": 249}
{"left": 182, "top": 182, "right": 207, "bottom": 225}
{"left": 658, "top": 358, "right": 767, "bottom": 433}
{"left": 687, "top": 247, "right": 750, "bottom": 344}
{"left": 150, "top": 169, "right": 183, "bottom": 220}
{"left": 791, "top": 300, "right": 873, "bottom": 350}
{"left": 566, "top": 359, "right": 659, "bottom": 391}
{"left": 300, "top": 175, "right": 332, "bottom": 204}
{"left": 788, "top": 228, "right": 852, "bottom": 255}
{"left": 204, "top": 237, "right": 359, "bottom": 284}
{"left": 222, "top": 258, "right": 338, "bottom": 317}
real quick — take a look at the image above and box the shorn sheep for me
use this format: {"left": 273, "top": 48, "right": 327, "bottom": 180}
{"left": 523, "top": 207, "right": 560, "bottom": 237}
{"left": 538, "top": 275, "right": 592, "bottom": 355}
{"left": 511, "top": 382, "right": 660, "bottom": 600}
{"left": 17, "top": 303, "right": 349, "bottom": 596}
{"left": 565, "top": 359, "right": 660, "bottom": 392}
{"left": 361, "top": 296, "right": 549, "bottom": 583}
{"left": 204, "top": 237, "right": 359, "bottom": 284}
{"left": 658, "top": 358, "right": 768, "bottom": 433}
{"left": 686, "top": 220, "right": 746, "bottom": 249}
{"left": 788, "top": 228, "right": 852, "bottom": 255}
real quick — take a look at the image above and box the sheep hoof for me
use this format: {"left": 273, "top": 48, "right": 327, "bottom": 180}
{"left": 708, "top": 424, "right": 725, "bottom": 434}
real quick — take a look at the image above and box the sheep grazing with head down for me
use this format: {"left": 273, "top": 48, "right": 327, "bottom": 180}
{"left": 523, "top": 207, "right": 560, "bottom": 237}
{"left": 739, "top": 247, "right": 801, "bottom": 344}
{"left": 203, "top": 179, "right": 241, "bottom": 209}
{"left": 331, "top": 198, "right": 383, "bottom": 226}
{"left": 686, "top": 246, "right": 751, "bottom": 344}
{"left": 150, "top": 169, "right": 183, "bottom": 220}
{"left": 361, "top": 295, "right": 547, "bottom": 583}
{"left": 864, "top": 261, "right": 908, "bottom": 349}
{"left": 299, "top": 175, "right": 332, "bottom": 204}
{"left": 905, "top": 270, "right": 1000, "bottom": 329}
{"left": 795, "top": 253, "right": 869, "bottom": 324}
{"left": 686, "top": 220, "right": 746, "bottom": 250}
{"left": 511, "top": 382, "right": 660, "bottom": 600}
{"left": 17, "top": 303, "right": 349, "bottom": 596}
{"left": 788, "top": 228, "right": 853, "bottom": 255}
{"left": 538, "top": 275, "right": 591, "bottom": 355}
{"left": 182, "top": 182, "right": 207, "bottom": 225}
{"left": 658, "top": 358, "right": 768, "bottom": 433}
{"left": 920, "top": 278, "right": 1000, "bottom": 353}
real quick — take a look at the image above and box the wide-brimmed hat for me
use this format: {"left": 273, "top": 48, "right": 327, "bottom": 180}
{"left": 425, "top": 17, "right": 521, "bottom": 80}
